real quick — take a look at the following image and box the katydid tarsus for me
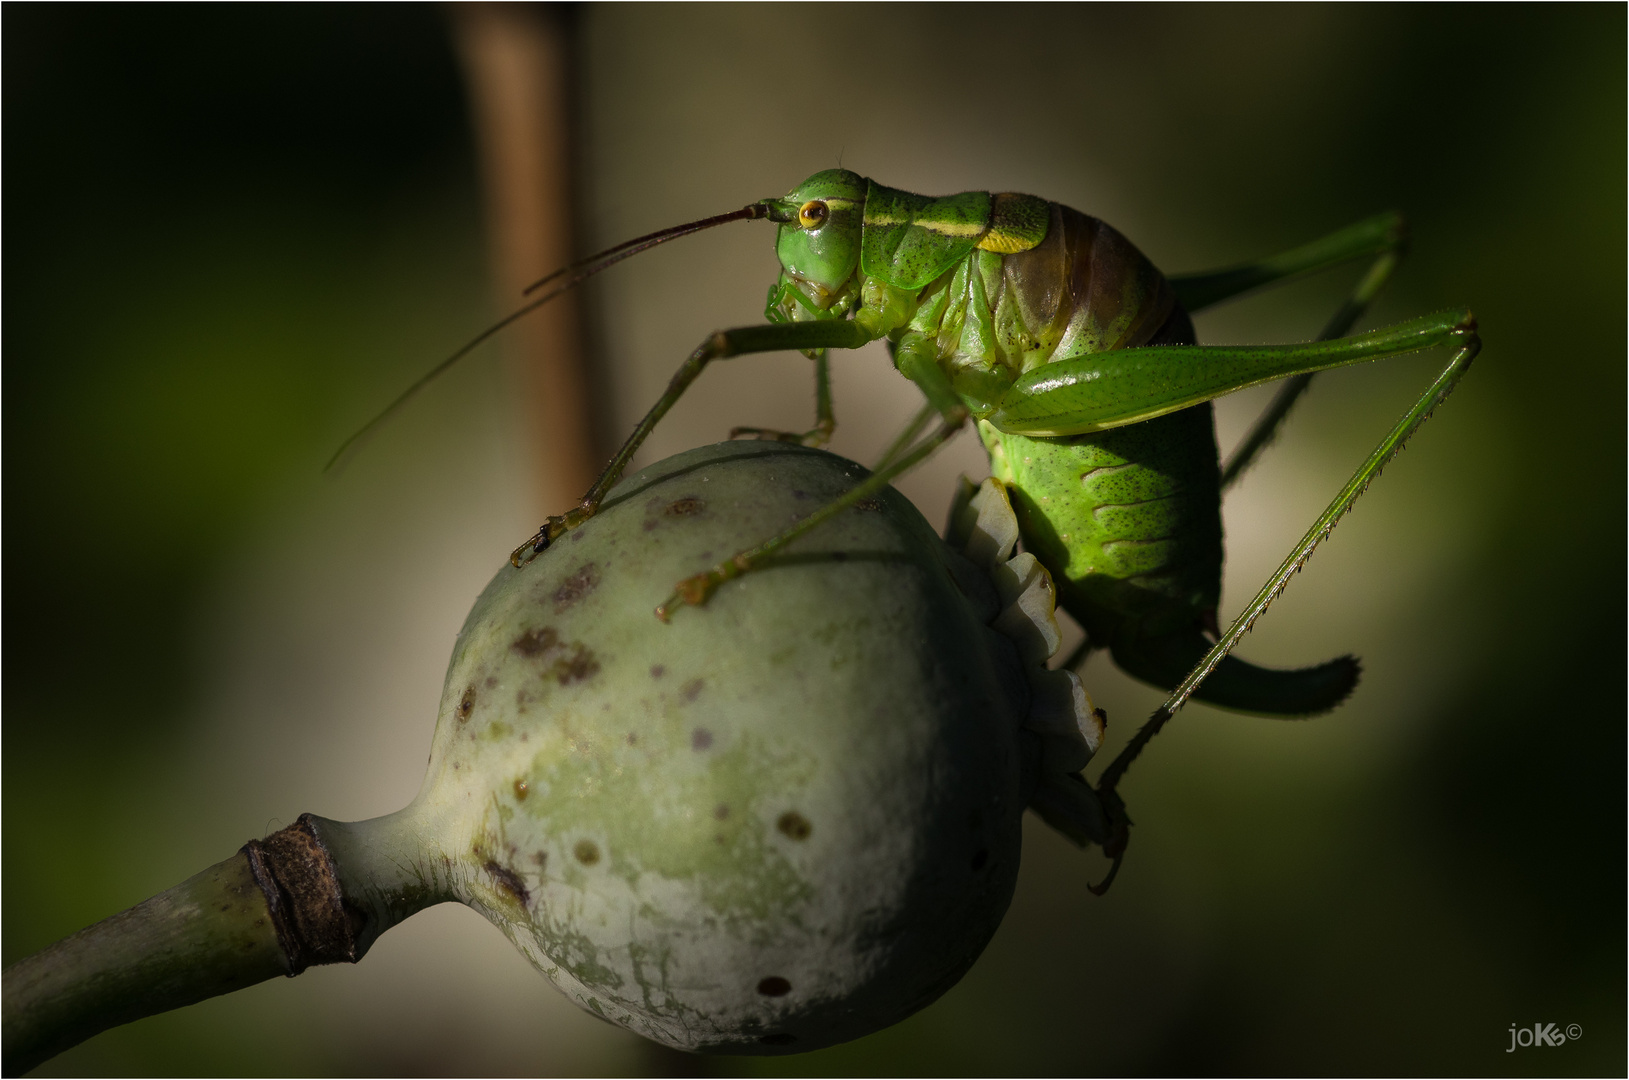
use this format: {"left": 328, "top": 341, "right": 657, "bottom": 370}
{"left": 334, "top": 169, "right": 1478, "bottom": 886}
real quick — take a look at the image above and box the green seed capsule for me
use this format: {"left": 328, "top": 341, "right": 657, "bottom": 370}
{"left": 4, "top": 440, "right": 1112, "bottom": 1072}
{"left": 406, "top": 440, "right": 1060, "bottom": 1052}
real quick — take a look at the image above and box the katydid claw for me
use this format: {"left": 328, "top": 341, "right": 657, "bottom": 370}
{"left": 655, "top": 572, "right": 714, "bottom": 622}
{"left": 510, "top": 528, "right": 549, "bottom": 568}
{"left": 655, "top": 558, "right": 752, "bottom": 621}
{"left": 511, "top": 512, "right": 592, "bottom": 569}
{"left": 1088, "top": 787, "right": 1131, "bottom": 896}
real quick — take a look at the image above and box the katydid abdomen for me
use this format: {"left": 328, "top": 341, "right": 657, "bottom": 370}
{"left": 899, "top": 198, "right": 1359, "bottom": 716}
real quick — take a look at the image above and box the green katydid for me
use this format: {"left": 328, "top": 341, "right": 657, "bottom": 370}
{"left": 333, "top": 168, "right": 1478, "bottom": 886}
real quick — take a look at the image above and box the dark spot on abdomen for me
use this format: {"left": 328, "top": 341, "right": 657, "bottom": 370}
{"left": 757, "top": 976, "right": 791, "bottom": 997}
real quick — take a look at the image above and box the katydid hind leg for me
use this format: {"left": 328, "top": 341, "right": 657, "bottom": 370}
{"left": 1094, "top": 318, "right": 1480, "bottom": 856}
{"left": 990, "top": 309, "right": 1474, "bottom": 437}
{"left": 1170, "top": 211, "right": 1406, "bottom": 315}
{"left": 510, "top": 320, "right": 872, "bottom": 566}
{"left": 1220, "top": 246, "right": 1404, "bottom": 490}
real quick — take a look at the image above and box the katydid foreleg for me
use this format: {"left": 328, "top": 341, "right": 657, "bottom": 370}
{"left": 872, "top": 400, "right": 938, "bottom": 472}
{"left": 728, "top": 348, "right": 838, "bottom": 447}
{"left": 510, "top": 320, "right": 872, "bottom": 566}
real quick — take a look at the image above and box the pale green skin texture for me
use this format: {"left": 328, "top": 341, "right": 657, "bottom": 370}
{"left": 405, "top": 442, "right": 1035, "bottom": 1053}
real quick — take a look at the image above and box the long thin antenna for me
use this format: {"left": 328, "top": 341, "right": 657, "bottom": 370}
{"left": 522, "top": 205, "right": 771, "bottom": 294}
{"left": 325, "top": 202, "right": 773, "bottom": 472}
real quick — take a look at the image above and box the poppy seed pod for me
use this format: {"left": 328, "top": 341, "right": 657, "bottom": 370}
{"left": 338, "top": 440, "right": 1098, "bottom": 1052}
{"left": 4, "top": 441, "right": 1110, "bottom": 1069}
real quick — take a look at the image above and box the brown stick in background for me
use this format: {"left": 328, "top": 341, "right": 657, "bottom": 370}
{"left": 451, "top": 3, "right": 597, "bottom": 519}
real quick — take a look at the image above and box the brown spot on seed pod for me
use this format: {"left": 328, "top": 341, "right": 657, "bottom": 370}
{"left": 680, "top": 678, "right": 704, "bottom": 702}
{"left": 650, "top": 664, "right": 666, "bottom": 679}
{"left": 455, "top": 685, "right": 476, "bottom": 722}
{"left": 574, "top": 840, "right": 600, "bottom": 865}
{"left": 484, "top": 860, "right": 529, "bottom": 906}
{"left": 1094, "top": 707, "right": 1109, "bottom": 729}
{"left": 625, "top": 732, "right": 637, "bottom": 746}
{"left": 776, "top": 811, "right": 811, "bottom": 840}
{"left": 757, "top": 977, "right": 791, "bottom": 997}
{"left": 666, "top": 496, "right": 705, "bottom": 516}
{"left": 483, "top": 675, "right": 498, "bottom": 689}
{"left": 511, "top": 627, "right": 600, "bottom": 685}
{"left": 691, "top": 728, "right": 713, "bottom": 751}
{"left": 714, "top": 804, "right": 730, "bottom": 820}
{"left": 511, "top": 627, "right": 559, "bottom": 657}
{"left": 551, "top": 644, "right": 600, "bottom": 685}
{"left": 552, "top": 563, "right": 600, "bottom": 612}
{"left": 513, "top": 779, "right": 529, "bottom": 800}
{"left": 532, "top": 851, "right": 548, "bottom": 868}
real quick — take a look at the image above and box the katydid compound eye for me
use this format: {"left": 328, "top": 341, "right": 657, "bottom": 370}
{"left": 798, "top": 200, "right": 829, "bottom": 229}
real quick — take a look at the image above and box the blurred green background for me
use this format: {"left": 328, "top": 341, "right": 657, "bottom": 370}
{"left": 4, "top": 4, "right": 1623, "bottom": 1075}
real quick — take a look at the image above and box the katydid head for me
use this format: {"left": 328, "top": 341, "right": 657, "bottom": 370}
{"left": 769, "top": 169, "right": 867, "bottom": 304}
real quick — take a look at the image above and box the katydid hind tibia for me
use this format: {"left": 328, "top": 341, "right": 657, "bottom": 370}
{"left": 334, "top": 170, "right": 1478, "bottom": 887}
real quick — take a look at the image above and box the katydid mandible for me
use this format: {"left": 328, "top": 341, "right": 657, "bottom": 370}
{"left": 334, "top": 169, "right": 1478, "bottom": 887}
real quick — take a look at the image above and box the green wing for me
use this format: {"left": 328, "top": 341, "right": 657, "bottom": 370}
{"left": 861, "top": 181, "right": 991, "bottom": 291}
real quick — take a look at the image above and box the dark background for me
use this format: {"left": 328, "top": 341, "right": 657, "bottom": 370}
{"left": 5, "top": 4, "right": 1623, "bottom": 1075}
